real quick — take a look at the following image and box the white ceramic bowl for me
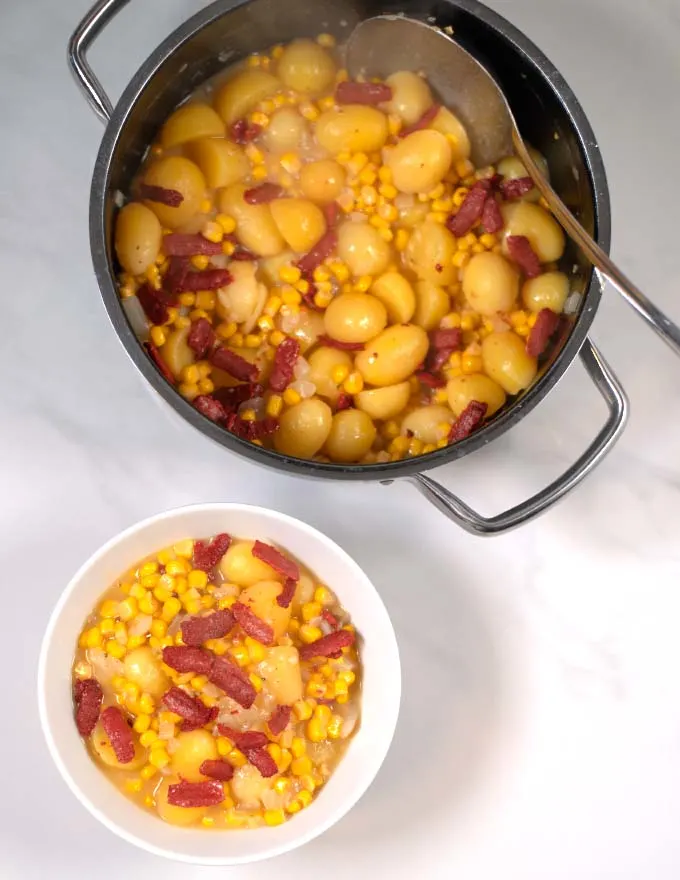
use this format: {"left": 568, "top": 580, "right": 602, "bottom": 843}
{"left": 38, "top": 503, "right": 401, "bottom": 865}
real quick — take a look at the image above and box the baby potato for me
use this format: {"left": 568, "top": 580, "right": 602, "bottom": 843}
{"left": 482, "top": 331, "right": 538, "bottom": 394}
{"left": 171, "top": 730, "right": 218, "bottom": 783}
{"left": 274, "top": 398, "right": 333, "bottom": 458}
{"left": 220, "top": 540, "right": 281, "bottom": 587}
{"left": 522, "top": 271, "right": 569, "bottom": 313}
{"left": 325, "top": 409, "right": 377, "bottom": 462}
{"left": 124, "top": 646, "right": 169, "bottom": 698}
{"left": 277, "top": 39, "right": 336, "bottom": 95}
{"left": 159, "top": 326, "right": 194, "bottom": 379}
{"left": 414, "top": 281, "right": 450, "bottom": 330}
{"left": 219, "top": 184, "right": 285, "bottom": 257}
{"left": 401, "top": 405, "right": 454, "bottom": 444}
{"left": 387, "top": 129, "right": 452, "bottom": 194}
{"left": 258, "top": 250, "right": 296, "bottom": 286}
{"left": 231, "top": 764, "right": 271, "bottom": 809}
{"left": 299, "top": 159, "right": 346, "bottom": 203}
{"left": 308, "top": 346, "right": 353, "bottom": 403}
{"left": 501, "top": 202, "right": 565, "bottom": 263}
{"left": 258, "top": 645, "right": 303, "bottom": 704}
{"left": 324, "top": 293, "right": 388, "bottom": 344}
{"left": 270, "top": 198, "right": 327, "bottom": 253}
{"left": 142, "top": 156, "right": 206, "bottom": 228}
{"left": 404, "top": 221, "right": 457, "bottom": 285}
{"left": 447, "top": 373, "right": 506, "bottom": 417}
{"left": 384, "top": 71, "right": 434, "bottom": 125}
{"left": 217, "top": 260, "right": 265, "bottom": 324}
{"left": 337, "top": 222, "right": 392, "bottom": 277}
{"left": 213, "top": 68, "right": 281, "bottom": 125}
{"left": 430, "top": 106, "right": 471, "bottom": 160}
{"left": 160, "top": 102, "right": 225, "bottom": 149}
{"left": 355, "top": 324, "right": 429, "bottom": 386}
{"left": 397, "top": 199, "right": 429, "bottom": 229}
{"left": 156, "top": 776, "right": 206, "bottom": 826}
{"left": 315, "top": 105, "right": 388, "bottom": 154}
{"left": 114, "top": 202, "right": 162, "bottom": 275}
{"left": 239, "top": 580, "right": 291, "bottom": 639}
{"left": 263, "top": 106, "right": 307, "bottom": 153}
{"left": 355, "top": 381, "right": 411, "bottom": 420}
{"left": 288, "top": 308, "right": 326, "bottom": 353}
{"left": 185, "top": 137, "right": 250, "bottom": 189}
{"left": 91, "top": 721, "right": 145, "bottom": 770}
{"left": 371, "top": 271, "right": 416, "bottom": 324}
{"left": 462, "top": 252, "right": 519, "bottom": 315}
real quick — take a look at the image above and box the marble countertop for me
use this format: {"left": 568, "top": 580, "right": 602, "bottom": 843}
{"left": 3, "top": 0, "right": 680, "bottom": 877}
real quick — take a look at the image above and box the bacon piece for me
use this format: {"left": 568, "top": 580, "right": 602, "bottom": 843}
{"left": 268, "top": 705, "right": 292, "bottom": 736}
{"left": 269, "top": 337, "right": 300, "bottom": 392}
{"left": 323, "top": 201, "right": 341, "bottom": 227}
{"left": 213, "top": 383, "right": 264, "bottom": 414}
{"left": 223, "top": 413, "right": 278, "bottom": 442}
{"left": 335, "top": 81, "right": 392, "bottom": 105}
{"left": 276, "top": 578, "right": 296, "bottom": 609}
{"left": 180, "top": 706, "right": 219, "bottom": 732}
{"left": 230, "top": 119, "right": 262, "bottom": 144}
{"left": 430, "top": 328, "right": 463, "bottom": 351}
{"left": 526, "top": 308, "right": 560, "bottom": 358}
{"left": 181, "top": 609, "right": 235, "bottom": 646}
{"left": 399, "top": 103, "right": 441, "bottom": 137}
{"left": 163, "top": 255, "right": 190, "bottom": 294}
{"left": 500, "top": 176, "right": 535, "bottom": 200}
{"left": 192, "top": 533, "right": 232, "bottom": 572}
{"left": 322, "top": 609, "right": 338, "bottom": 628}
{"left": 144, "top": 341, "right": 176, "bottom": 385}
{"left": 252, "top": 540, "right": 300, "bottom": 581}
{"left": 416, "top": 370, "right": 446, "bottom": 389}
{"left": 448, "top": 400, "right": 488, "bottom": 442}
{"left": 199, "top": 759, "right": 234, "bottom": 781}
{"left": 100, "top": 706, "right": 135, "bottom": 764}
{"left": 335, "top": 392, "right": 353, "bottom": 411}
{"left": 217, "top": 726, "right": 269, "bottom": 750}
{"left": 210, "top": 346, "right": 259, "bottom": 382}
{"left": 296, "top": 230, "right": 338, "bottom": 277}
{"left": 177, "top": 269, "right": 233, "bottom": 291}
{"left": 318, "top": 335, "right": 364, "bottom": 351}
{"left": 193, "top": 394, "right": 228, "bottom": 422}
{"left": 301, "top": 283, "right": 323, "bottom": 311}
{"left": 137, "top": 283, "right": 169, "bottom": 325}
{"left": 162, "top": 645, "right": 214, "bottom": 675}
{"left": 246, "top": 747, "right": 278, "bottom": 778}
{"left": 188, "top": 317, "right": 216, "bottom": 358}
{"left": 481, "top": 196, "right": 504, "bottom": 234}
{"left": 299, "top": 629, "right": 355, "bottom": 661}
{"left": 230, "top": 248, "right": 258, "bottom": 261}
{"left": 209, "top": 656, "right": 257, "bottom": 708}
{"left": 244, "top": 183, "right": 284, "bottom": 204}
{"left": 232, "top": 602, "right": 275, "bottom": 646}
{"left": 162, "top": 233, "right": 223, "bottom": 256}
{"left": 139, "top": 183, "right": 184, "bottom": 207}
{"left": 163, "top": 687, "right": 215, "bottom": 728}
{"left": 167, "top": 779, "right": 224, "bottom": 808}
{"left": 506, "top": 235, "right": 541, "bottom": 278}
{"left": 446, "top": 182, "right": 490, "bottom": 237}
{"left": 74, "top": 678, "right": 102, "bottom": 737}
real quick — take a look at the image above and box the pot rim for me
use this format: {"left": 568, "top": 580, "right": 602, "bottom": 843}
{"left": 90, "top": 0, "right": 611, "bottom": 481}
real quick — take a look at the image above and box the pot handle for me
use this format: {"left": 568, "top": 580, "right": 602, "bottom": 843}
{"left": 68, "top": 0, "right": 131, "bottom": 124}
{"left": 406, "top": 338, "right": 628, "bottom": 536}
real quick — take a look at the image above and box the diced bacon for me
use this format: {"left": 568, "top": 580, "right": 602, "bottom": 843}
{"left": 430, "top": 328, "right": 463, "bottom": 350}
{"left": 213, "top": 383, "right": 264, "bottom": 413}
{"left": 246, "top": 747, "right": 278, "bottom": 778}
{"left": 100, "top": 706, "right": 135, "bottom": 764}
{"left": 335, "top": 81, "right": 392, "bottom": 105}
{"left": 162, "top": 233, "right": 223, "bottom": 256}
{"left": 180, "top": 706, "right": 219, "bottom": 732}
{"left": 176, "top": 269, "right": 233, "bottom": 291}
{"left": 167, "top": 779, "right": 224, "bottom": 807}
{"left": 188, "top": 317, "right": 216, "bottom": 358}
{"left": 193, "top": 394, "right": 228, "bottom": 422}
{"left": 217, "top": 726, "right": 269, "bottom": 750}
{"left": 448, "top": 400, "right": 488, "bottom": 442}
{"left": 210, "top": 346, "right": 259, "bottom": 382}
{"left": 144, "top": 341, "right": 176, "bottom": 385}
{"left": 335, "top": 392, "right": 353, "bottom": 411}
{"left": 317, "top": 335, "right": 364, "bottom": 351}
{"left": 268, "top": 705, "right": 292, "bottom": 736}
{"left": 230, "top": 119, "right": 262, "bottom": 144}
{"left": 73, "top": 678, "right": 102, "bottom": 737}
{"left": 163, "top": 687, "right": 215, "bottom": 729}
{"left": 199, "top": 760, "right": 234, "bottom": 781}
{"left": 276, "top": 578, "right": 296, "bottom": 609}
{"left": 252, "top": 541, "right": 300, "bottom": 581}
{"left": 299, "top": 629, "right": 355, "bottom": 660}
{"left": 181, "top": 609, "right": 235, "bottom": 646}
{"left": 446, "top": 183, "right": 489, "bottom": 236}
{"left": 208, "top": 656, "right": 256, "bottom": 708}
{"left": 139, "top": 183, "right": 183, "bottom": 206}
{"left": 323, "top": 201, "right": 341, "bottom": 227}
{"left": 526, "top": 308, "right": 560, "bottom": 357}
{"left": 137, "top": 283, "right": 168, "bottom": 325}
{"left": 163, "top": 255, "right": 190, "bottom": 294}
{"left": 244, "top": 183, "right": 284, "bottom": 204}
{"left": 192, "top": 533, "right": 232, "bottom": 572}
{"left": 162, "top": 645, "right": 214, "bottom": 675}
{"left": 322, "top": 609, "right": 338, "bottom": 628}
{"left": 269, "top": 337, "right": 300, "bottom": 392}
{"left": 506, "top": 235, "right": 541, "bottom": 277}
{"left": 481, "top": 196, "right": 504, "bottom": 233}
{"left": 399, "top": 103, "right": 441, "bottom": 137}
{"left": 416, "top": 370, "right": 446, "bottom": 388}
{"left": 232, "top": 602, "right": 275, "bottom": 646}
{"left": 296, "top": 231, "right": 338, "bottom": 277}
{"left": 500, "top": 177, "right": 535, "bottom": 200}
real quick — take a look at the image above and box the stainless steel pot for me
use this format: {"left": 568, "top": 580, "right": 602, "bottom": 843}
{"left": 69, "top": 0, "right": 628, "bottom": 535}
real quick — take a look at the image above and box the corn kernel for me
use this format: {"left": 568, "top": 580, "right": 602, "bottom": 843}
{"left": 394, "top": 228, "right": 410, "bottom": 252}
{"left": 293, "top": 700, "right": 313, "bottom": 721}
{"left": 100, "top": 619, "right": 115, "bottom": 636}
{"left": 83, "top": 627, "right": 102, "bottom": 649}
{"left": 306, "top": 718, "right": 325, "bottom": 742}
{"left": 161, "top": 597, "right": 182, "bottom": 623}
{"left": 264, "top": 394, "right": 283, "bottom": 419}
{"left": 299, "top": 101, "right": 320, "bottom": 121}
{"left": 99, "top": 599, "right": 119, "bottom": 619}
{"left": 216, "top": 320, "right": 237, "bottom": 340}
{"left": 299, "top": 624, "right": 322, "bottom": 644}
{"left": 139, "top": 730, "right": 158, "bottom": 748}
{"left": 252, "top": 165, "right": 267, "bottom": 181}
{"left": 230, "top": 644, "right": 250, "bottom": 667}
{"left": 452, "top": 251, "right": 471, "bottom": 269}
{"left": 273, "top": 777, "right": 290, "bottom": 795}
{"left": 291, "top": 756, "right": 313, "bottom": 776}
{"left": 267, "top": 743, "right": 282, "bottom": 764}
{"left": 244, "top": 637, "right": 266, "bottom": 663}
{"left": 329, "top": 260, "right": 350, "bottom": 282}
{"left": 281, "top": 286, "right": 302, "bottom": 307}
{"left": 222, "top": 240, "right": 235, "bottom": 256}
{"left": 190, "top": 254, "right": 210, "bottom": 271}
{"left": 264, "top": 808, "right": 286, "bottom": 827}
{"left": 249, "top": 673, "right": 263, "bottom": 691}
{"left": 106, "top": 640, "right": 126, "bottom": 659}
{"left": 139, "top": 764, "right": 157, "bottom": 781}
{"left": 462, "top": 353, "right": 483, "bottom": 373}
{"left": 283, "top": 387, "right": 302, "bottom": 406}
{"left": 228, "top": 748, "right": 247, "bottom": 767}
{"left": 148, "top": 747, "right": 170, "bottom": 769}
{"left": 343, "top": 371, "right": 364, "bottom": 394}
{"left": 187, "top": 569, "right": 208, "bottom": 590}
{"left": 216, "top": 213, "right": 236, "bottom": 234}
{"left": 387, "top": 113, "right": 403, "bottom": 135}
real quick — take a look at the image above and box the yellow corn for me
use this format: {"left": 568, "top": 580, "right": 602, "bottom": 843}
{"left": 228, "top": 748, "right": 247, "bottom": 767}
{"left": 99, "top": 619, "right": 115, "bottom": 636}
{"left": 161, "top": 597, "right": 182, "bottom": 623}
{"left": 283, "top": 387, "right": 302, "bottom": 406}
{"left": 264, "top": 808, "right": 286, "bottom": 826}
{"left": 293, "top": 700, "right": 313, "bottom": 722}
{"left": 343, "top": 372, "right": 364, "bottom": 394}
{"left": 216, "top": 321, "right": 237, "bottom": 340}
{"left": 394, "top": 228, "right": 410, "bottom": 252}
{"left": 216, "top": 213, "right": 236, "bottom": 234}
{"left": 291, "top": 756, "right": 313, "bottom": 776}
{"left": 139, "top": 730, "right": 158, "bottom": 748}
{"left": 187, "top": 569, "right": 208, "bottom": 590}
{"left": 148, "top": 747, "right": 169, "bottom": 769}
{"left": 265, "top": 394, "right": 283, "bottom": 418}
{"left": 299, "top": 624, "right": 322, "bottom": 644}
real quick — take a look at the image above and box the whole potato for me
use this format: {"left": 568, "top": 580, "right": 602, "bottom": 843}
{"left": 401, "top": 405, "right": 454, "bottom": 443}
{"left": 481, "top": 331, "right": 537, "bottom": 394}
{"left": 287, "top": 308, "right": 326, "bottom": 353}
{"left": 501, "top": 202, "right": 565, "bottom": 263}
{"left": 270, "top": 198, "right": 327, "bottom": 253}
{"left": 124, "top": 646, "right": 169, "bottom": 697}
{"left": 430, "top": 107, "right": 471, "bottom": 161}
{"left": 404, "top": 221, "right": 457, "bottom": 284}
{"left": 522, "top": 271, "right": 569, "bottom": 313}
{"left": 315, "top": 106, "right": 388, "bottom": 154}
{"left": 274, "top": 398, "right": 333, "bottom": 458}
{"left": 171, "top": 730, "right": 217, "bottom": 782}
{"left": 142, "top": 156, "right": 206, "bottom": 228}
{"left": 156, "top": 776, "right": 206, "bottom": 826}
{"left": 185, "top": 137, "right": 250, "bottom": 189}
{"left": 355, "top": 324, "right": 429, "bottom": 386}
{"left": 160, "top": 102, "right": 225, "bottom": 149}
{"left": 308, "top": 347, "right": 353, "bottom": 403}
{"left": 216, "top": 261, "right": 264, "bottom": 324}
{"left": 263, "top": 106, "right": 307, "bottom": 153}
{"left": 355, "top": 381, "right": 411, "bottom": 420}
{"left": 277, "top": 39, "right": 336, "bottom": 95}
{"left": 325, "top": 409, "right": 377, "bottom": 462}
{"left": 213, "top": 69, "right": 281, "bottom": 125}
{"left": 462, "top": 252, "right": 519, "bottom": 315}
{"left": 447, "top": 373, "right": 506, "bottom": 417}
{"left": 387, "top": 130, "right": 452, "bottom": 194}
{"left": 258, "top": 646, "right": 303, "bottom": 704}
{"left": 220, "top": 540, "right": 282, "bottom": 586}
{"left": 371, "top": 271, "right": 416, "bottom": 324}
{"left": 324, "top": 293, "right": 388, "bottom": 344}
{"left": 115, "top": 202, "right": 162, "bottom": 275}
{"left": 414, "top": 281, "right": 450, "bottom": 330}
{"left": 219, "top": 184, "right": 285, "bottom": 257}
{"left": 160, "top": 326, "right": 194, "bottom": 379}
{"left": 384, "top": 71, "right": 434, "bottom": 125}
{"left": 337, "top": 222, "right": 391, "bottom": 277}
{"left": 299, "top": 159, "right": 346, "bottom": 203}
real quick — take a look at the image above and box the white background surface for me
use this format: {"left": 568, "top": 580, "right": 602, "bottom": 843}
{"left": 2, "top": 0, "right": 680, "bottom": 877}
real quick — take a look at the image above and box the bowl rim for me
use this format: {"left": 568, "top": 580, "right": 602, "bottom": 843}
{"left": 37, "top": 502, "right": 401, "bottom": 864}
